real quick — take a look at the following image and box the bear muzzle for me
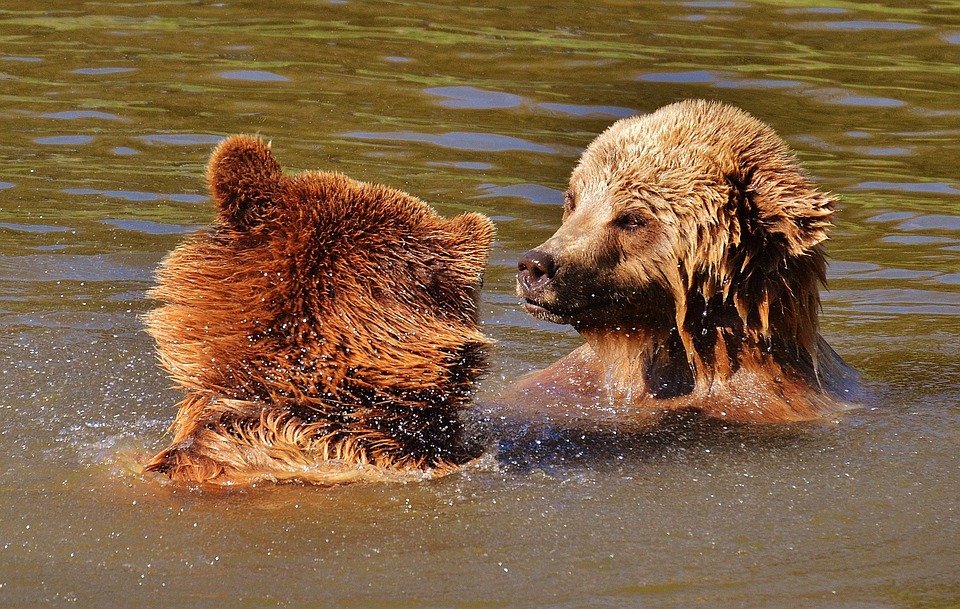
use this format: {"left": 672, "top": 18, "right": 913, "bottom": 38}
{"left": 517, "top": 248, "right": 572, "bottom": 323}
{"left": 517, "top": 248, "right": 556, "bottom": 293}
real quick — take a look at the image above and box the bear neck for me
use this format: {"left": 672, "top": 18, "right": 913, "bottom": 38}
{"left": 577, "top": 325, "right": 693, "bottom": 399}
{"left": 576, "top": 301, "right": 821, "bottom": 403}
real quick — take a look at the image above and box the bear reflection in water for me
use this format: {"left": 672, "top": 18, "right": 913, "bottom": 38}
{"left": 145, "top": 99, "right": 859, "bottom": 485}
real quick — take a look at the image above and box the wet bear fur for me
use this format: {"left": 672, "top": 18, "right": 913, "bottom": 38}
{"left": 513, "top": 99, "right": 859, "bottom": 425}
{"left": 144, "top": 135, "right": 494, "bottom": 485}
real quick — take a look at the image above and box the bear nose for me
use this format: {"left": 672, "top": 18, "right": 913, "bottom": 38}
{"left": 517, "top": 249, "right": 557, "bottom": 292}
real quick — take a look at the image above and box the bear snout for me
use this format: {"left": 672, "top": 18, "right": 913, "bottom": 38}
{"left": 517, "top": 249, "right": 557, "bottom": 296}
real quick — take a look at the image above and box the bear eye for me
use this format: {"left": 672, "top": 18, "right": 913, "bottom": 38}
{"left": 615, "top": 212, "right": 647, "bottom": 231}
{"left": 563, "top": 190, "right": 577, "bottom": 214}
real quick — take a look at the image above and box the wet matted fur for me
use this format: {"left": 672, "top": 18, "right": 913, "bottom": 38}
{"left": 513, "top": 99, "right": 859, "bottom": 423}
{"left": 145, "top": 135, "right": 494, "bottom": 485}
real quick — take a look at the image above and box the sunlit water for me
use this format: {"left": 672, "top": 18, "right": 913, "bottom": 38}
{"left": 0, "top": 1, "right": 958, "bottom": 607}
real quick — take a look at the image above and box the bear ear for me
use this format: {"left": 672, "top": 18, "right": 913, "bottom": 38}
{"left": 206, "top": 135, "right": 285, "bottom": 230}
{"left": 443, "top": 212, "right": 496, "bottom": 273}
{"left": 727, "top": 165, "right": 836, "bottom": 257}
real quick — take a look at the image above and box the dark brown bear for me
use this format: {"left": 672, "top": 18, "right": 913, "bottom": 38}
{"left": 513, "top": 99, "right": 858, "bottom": 424}
{"left": 144, "top": 135, "right": 494, "bottom": 485}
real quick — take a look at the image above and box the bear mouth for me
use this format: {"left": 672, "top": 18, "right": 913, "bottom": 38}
{"left": 522, "top": 289, "right": 637, "bottom": 326}
{"left": 521, "top": 298, "right": 570, "bottom": 324}
{"left": 522, "top": 297, "right": 610, "bottom": 325}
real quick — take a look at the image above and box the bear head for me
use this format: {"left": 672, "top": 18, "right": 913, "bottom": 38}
{"left": 145, "top": 135, "right": 495, "bottom": 471}
{"left": 517, "top": 99, "right": 835, "bottom": 382}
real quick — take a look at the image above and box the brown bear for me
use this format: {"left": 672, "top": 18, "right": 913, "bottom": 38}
{"left": 144, "top": 135, "right": 494, "bottom": 485}
{"left": 512, "top": 99, "right": 858, "bottom": 425}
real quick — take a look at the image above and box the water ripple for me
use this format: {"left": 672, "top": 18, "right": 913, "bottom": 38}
{"left": 807, "top": 88, "right": 906, "bottom": 108}
{"left": 41, "top": 110, "right": 124, "bottom": 121}
{"left": 343, "top": 130, "right": 555, "bottom": 153}
{"left": 831, "top": 261, "right": 939, "bottom": 281}
{"left": 137, "top": 133, "right": 223, "bottom": 146}
{"left": 638, "top": 70, "right": 802, "bottom": 90}
{"left": 857, "top": 147, "right": 912, "bottom": 157}
{"left": 638, "top": 71, "right": 904, "bottom": 109}
{"left": 34, "top": 135, "right": 95, "bottom": 145}
{"left": 829, "top": 288, "right": 960, "bottom": 316}
{"left": 897, "top": 215, "right": 960, "bottom": 232}
{"left": 478, "top": 183, "right": 564, "bottom": 205}
{"left": 1, "top": 55, "right": 42, "bottom": 63}
{"left": 0, "top": 254, "right": 151, "bottom": 282}
{"left": 794, "top": 135, "right": 913, "bottom": 158}
{"left": 64, "top": 188, "right": 206, "bottom": 204}
{"left": 639, "top": 70, "right": 716, "bottom": 84}
{"left": 71, "top": 67, "right": 136, "bottom": 75}
{"left": 427, "top": 161, "right": 493, "bottom": 170}
{"left": 866, "top": 212, "right": 915, "bottom": 224}
{"left": 218, "top": 70, "right": 289, "bottom": 82}
{"left": 103, "top": 219, "right": 200, "bottom": 235}
{"left": 425, "top": 86, "right": 522, "bottom": 109}
{"left": 783, "top": 7, "right": 848, "bottom": 14}
{"left": 682, "top": 0, "right": 745, "bottom": 7}
{"left": 810, "top": 20, "right": 925, "bottom": 32}
{"left": 0, "top": 223, "right": 72, "bottom": 234}
{"left": 852, "top": 181, "right": 960, "bottom": 196}
{"left": 881, "top": 235, "right": 955, "bottom": 246}
{"left": 539, "top": 103, "right": 635, "bottom": 118}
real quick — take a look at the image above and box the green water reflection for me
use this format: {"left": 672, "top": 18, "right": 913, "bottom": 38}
{"left": 0, "top": 1, "right": 958, "bottom": 608}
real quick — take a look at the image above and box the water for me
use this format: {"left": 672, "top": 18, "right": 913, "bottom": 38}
{"left": 1, "top": 1, "right": 958, "bottom": 607}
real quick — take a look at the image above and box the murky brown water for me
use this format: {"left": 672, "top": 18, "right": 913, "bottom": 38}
{"left": 1, "top": 1, "right": 958, "bottom": 607}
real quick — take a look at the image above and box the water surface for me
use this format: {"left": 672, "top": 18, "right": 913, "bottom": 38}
{"left": 0, "top": 1, "right": 958, "bottom": 608}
